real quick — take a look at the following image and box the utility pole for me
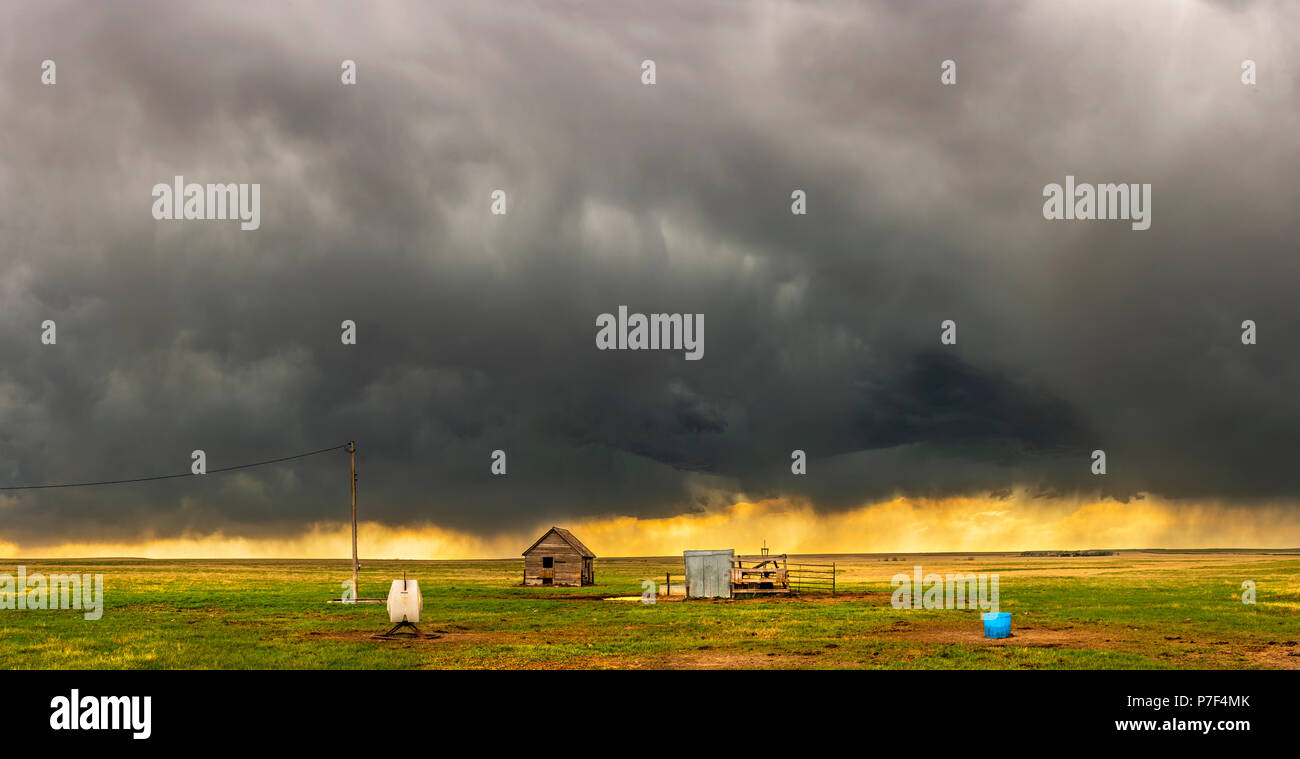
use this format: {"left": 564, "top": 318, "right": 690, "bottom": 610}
{"left": 348, "top": 440, "right": 358, "bottom": 601}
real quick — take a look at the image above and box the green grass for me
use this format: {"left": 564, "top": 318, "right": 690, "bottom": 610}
{"left": 1, "top": 551, "right": 1296, "bottom": 669}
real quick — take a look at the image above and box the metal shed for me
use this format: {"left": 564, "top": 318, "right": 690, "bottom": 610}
{"left": 683, "top": 549, "right": 734, "bottom": 598}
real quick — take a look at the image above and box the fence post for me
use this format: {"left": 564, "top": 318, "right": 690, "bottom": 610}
{"left": 832, "top": 562, "right": 836, "bottom": 596}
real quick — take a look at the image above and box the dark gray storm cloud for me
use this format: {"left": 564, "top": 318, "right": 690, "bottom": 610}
{"left": 1, "top": 0, "right": 1298, "bottom": 545}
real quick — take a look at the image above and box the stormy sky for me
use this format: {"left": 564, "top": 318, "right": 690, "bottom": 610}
{"left": 2, "top": 0, "right": 1299, "bottom": 552}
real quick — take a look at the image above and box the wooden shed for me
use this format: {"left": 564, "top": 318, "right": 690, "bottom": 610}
{"left": 522, "top": 527, "right": 595, "bottom": 587}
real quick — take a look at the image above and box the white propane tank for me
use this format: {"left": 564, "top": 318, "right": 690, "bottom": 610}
{"left": 386, "top": 579, "right": 422, "bottom": 624}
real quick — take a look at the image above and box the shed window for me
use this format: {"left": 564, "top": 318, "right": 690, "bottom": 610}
{"left": 542, "top": 556, "right": 554, "bottom": 568}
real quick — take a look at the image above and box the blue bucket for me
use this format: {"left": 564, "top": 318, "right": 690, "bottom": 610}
{"left": 981, "top": 612, "right": 1011, "bottom": 639}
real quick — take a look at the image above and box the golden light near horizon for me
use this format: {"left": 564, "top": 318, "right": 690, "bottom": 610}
{"left": 4, "top": 492, "right": 1298, "bottom": 560}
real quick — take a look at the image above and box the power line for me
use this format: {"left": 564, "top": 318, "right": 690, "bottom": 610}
{"left": 0, "top": 443, "right": 347, "bottom": 491}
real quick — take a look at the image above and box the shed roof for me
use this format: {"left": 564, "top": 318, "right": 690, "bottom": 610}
{"left": 523, "top": 526, "right": 596, "bottom": 558}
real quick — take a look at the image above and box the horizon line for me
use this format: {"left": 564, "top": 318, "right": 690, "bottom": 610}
{"left": 6, "top": 547, "right": 1300, "bottom": 563}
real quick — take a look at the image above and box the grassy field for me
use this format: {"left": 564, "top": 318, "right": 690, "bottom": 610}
{"left": 2, "top": 550, "right": 1297, "bottom": 669}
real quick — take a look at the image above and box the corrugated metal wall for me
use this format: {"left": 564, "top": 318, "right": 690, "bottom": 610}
{"left": 684, "top": 549, "right": 734, "bottom": 598}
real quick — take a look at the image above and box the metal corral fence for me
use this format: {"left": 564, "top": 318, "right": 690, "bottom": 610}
{"left": 669, "top": 563, "right": 838, "bottom": 596}
{"left": 788, "top": 562, "right": 836, "bottom": 595}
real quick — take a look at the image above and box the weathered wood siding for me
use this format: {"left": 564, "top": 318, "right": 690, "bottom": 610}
{"left": 523, "top": 532, "right": 586, "bottom": 586}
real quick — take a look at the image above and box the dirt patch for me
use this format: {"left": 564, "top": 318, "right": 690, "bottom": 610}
{"left": 304, "top": 628, "right": 505, "bottom": 645}
{"left": 878, "top": 621, "right": 1110, "bottom": 649}
{"left": 301, "top": 626, "right": 602, "bottom": 648}
{"left": 747, "top": 590, "right": 894, "bottom": 605}
{"left": 877, "top": 619, "right": 1300, "bottom": 669}
{"left": 1239, "top": 640, "right": 1300, "bottom": 669}
{"left": 638, "top": 651, "right": 816, "bottom": 669}
{"left": 369, "top": 632, "right": 443, "bottom": 642}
